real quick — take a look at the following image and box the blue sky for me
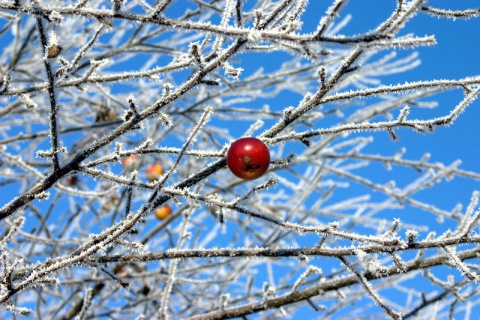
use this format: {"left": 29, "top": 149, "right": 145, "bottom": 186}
{"left": 266, "top": 2, "right": 480, "bottom": 318}
{"left": 322, "top": 1, "right": 480, "bottom": 214}
{"left": 340, "top": 1, "right": 480, "bottom": 171}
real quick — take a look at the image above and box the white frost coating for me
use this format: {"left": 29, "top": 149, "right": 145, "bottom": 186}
{"left": 247, "top": 29, "right": 263, "bottom": 42}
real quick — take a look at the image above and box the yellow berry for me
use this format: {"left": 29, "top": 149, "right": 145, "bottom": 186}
{"left": 154, "top": 205, "right": 172, "bottom": 219}
{"left": 146, "top": 163, "right": 164, "bottom": 182}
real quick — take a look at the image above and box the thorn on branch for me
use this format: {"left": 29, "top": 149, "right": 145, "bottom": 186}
{"left": 462, "top": 85, "right": 473, "bottom": 95}
{"left": 157, "top": 111, "right": 173, "bottom": 127}
{"left": 128, "top": 96, "right": 140, "bottom": 118}
{"left": 125, "top": 172, "right": 137, "bottom": 234}
{"left": 397, "top": 106, "right": 410, "bottom": 122}
{"left": 76, "top": 288, "right": 93, "bottom": 320}
{"left": 390, "top": 253, "right": 407, "bottom": 272}
{"left": 204, "top": 52, "right": 218, "bottom": 63}
{"left": 123, "top": 97, "right": 141, "bottom": 126}
{"left": 162, "top": 82, "right": 173, "bottom": 97}
{"left": 387, "top": 128, "right": 398, "bottom": 141}
{"left": 292, "top": 266, "right": 322, "bottom": 292}
{"left": 262, "top": 282, "right": 275, "bottom": 304}
{"left": 306, "top": 298, "right": 325, "bottom": 312}
{"left": 300, "top": 139, "right": 311, "bottom": 147}
{"left": 218, "top": 210, "right": 225, "bottom": 225}
{"left": 421, "top": 292, "right": 427, "bottom": 303}
{"left": 96, "top": 17, "right": 113, "bottom": 28}
{"left": 113, "top": 0, "right": 123, "bottom": 12}
{"left": 388, "top": 218, "right": 401, "bottom": 235}
{"left": 301, "top": 41, "right": 317, "bottom": 59}
{"left": 406, "top": 229, "right": 419, "bottom": 246}
{"left": 4, "top": 300, "right": 31, "bottom": 317}
{"left": 271, "top": 153, "right": 294, "bottom": 167}
{"left": 283, "top": 106, "right": 294, "bottom": 122}
{"left": 254, "top": 10, "right": 263, "bottom": 29}
{"left": 235, "top": 0, "right": 243, "bottom": 27}
{"left": 316, "top": 235, "right": 327, "bottom": 248}
{"left": 75, "top": 0, "right": 89, "bottom": 9}
{"left": 0, "top": 72, "right": 10, "bottom": 93}
{"left": 20, "top": 94, "right": 37, "bottom": 110}
{"left": 98, "top": 264, "right": 130, "bottom": 289}
{"left": 223, "top": 61, "right": 243, "bottom": 79}
{"left": 190, "top": 43, "right": 204, "bottom": 69}
{"left": 200, "top": 79, "right": 220, "bottom": 86}
{"left": 233, "top": 177, "right": 277, "bottom": 205}
{"left": 36, "top": 147, "right": 67, "bottom": 159}
{"left": 150, "top": 0, "right": 173, "bottom": 18}
{"left": 318, "top": 66, "right": 327, "bottom": 89}
{"left": 413, "top": 124, "right": 425, "bottom": 133}
{"left": 220, "top": 293, "right": 230, "bottom": 311}
{"left": 344, "top": 65, "right": 360, "bottom": 73}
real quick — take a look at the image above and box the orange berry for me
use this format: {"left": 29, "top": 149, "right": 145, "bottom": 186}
{"left": 154, "top": 205, "right": 172, "bottom": 219}
{"left": 146, "top": 163, "right": 164, "bottom": 182}
{"left": 122, "top": 156, "right": 139, "bottom": 171}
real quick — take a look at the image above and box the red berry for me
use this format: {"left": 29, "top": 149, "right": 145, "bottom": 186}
{"left": 227, "top": 137, "right": 270, "bottom": 180}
